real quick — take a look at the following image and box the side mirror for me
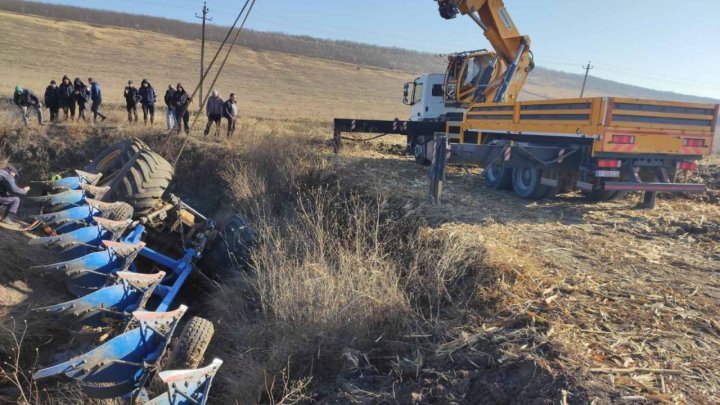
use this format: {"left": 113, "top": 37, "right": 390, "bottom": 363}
{"left": 403, "top": 82, "right": 413, "bottom": 105}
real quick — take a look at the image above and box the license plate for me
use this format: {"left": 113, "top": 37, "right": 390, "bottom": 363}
{"left": 595, "top": 170, "right": 620, "bottom": 178}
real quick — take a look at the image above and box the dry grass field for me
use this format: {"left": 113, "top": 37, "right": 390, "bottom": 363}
{"left": 0, "top": 8, "right": 719, "bottom": 405}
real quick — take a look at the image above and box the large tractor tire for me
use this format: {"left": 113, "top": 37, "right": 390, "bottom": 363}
{"left": 84, "top": 139, "right": 174, "bottom": 216}
{"left": 512, "top": 166, "right": 548, "bottom": 199}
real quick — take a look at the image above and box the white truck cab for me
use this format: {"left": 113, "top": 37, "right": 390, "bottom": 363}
{"left": 403, "top": 74, "right": 465, "bottom": 122}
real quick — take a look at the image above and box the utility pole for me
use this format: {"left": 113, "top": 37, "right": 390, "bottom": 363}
{"left": 195, "top": 1, "right": 212, "bottom": 105}
{"left": 580, "top": 61, "right": 594, "bottom": 97}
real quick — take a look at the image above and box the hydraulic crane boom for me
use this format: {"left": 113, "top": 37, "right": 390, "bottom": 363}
{"left": 437, "top": 0, "right": 534, "bottom": 105}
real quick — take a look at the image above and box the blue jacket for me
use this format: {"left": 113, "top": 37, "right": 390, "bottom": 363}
{"left": 90, "top": 82, "right": 102, "bottom": 102}
{"left": 0, "top": 169, "right": 27, "bottom": 196}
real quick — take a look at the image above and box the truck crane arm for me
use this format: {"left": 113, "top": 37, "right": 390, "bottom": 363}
{"left": 437, "top": 0, "right": 534, "bottom": 104}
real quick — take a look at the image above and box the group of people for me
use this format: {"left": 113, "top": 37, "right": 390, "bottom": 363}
{"left": 14, "top": 76, "right": 107, "bottom": 125}
{"left": 13, "top": 79, "right": 239, "bottom": 137}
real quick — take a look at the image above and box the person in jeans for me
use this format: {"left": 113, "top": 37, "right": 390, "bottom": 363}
{"left": 172, "top": 83, "right": 192, "bottom": 135}
{"left": 88, "top": 78, "right": 107, "bottom": 123}
{"left": 59, "top": 75, "right": 75, "bottom": 120}
{"left": 124, "top": 80, "right": 139, "bottom": 123}
{"left": 0, "top": 165, "right": 30, "bottom": 226}
{"left": 164, "top": 84, "right": 175, "bottom": 130}
{"left": 13, "top": 85, "right": 44, "bottom": 126}
{"left": 73, "top": 77, "right": 89, "bottom": 121}
{"left": 139, "top": 79, "right": 157, "bottom": 125}
{"left": 223, "top": 93, "right": 238, "bottom": 137}
{"left": 204, "top": 89, "right": 223, "bottom": 136}
{"left": 44, "top": 80, "right": 60, "bottom": 123}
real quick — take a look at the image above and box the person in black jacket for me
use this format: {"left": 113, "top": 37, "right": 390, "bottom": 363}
{"left": 58, "top": 75, "right": 75, "bottom": 120}
{"left": 124, "top": 80, "right": 139, "bottom": 123}
{"left": 73, "top": 77, "right": 89, "bottom": 121}
{"left": 44, "top": 80, "right": 60, "bottom": 123}
{"left": 13, "top": 85, "right": 44, "bottom": 126}
{"left": 223, "top": 93, "right": 238, "bottom": 137}
{"left": 164, "top": 84, "right": 175, "bottom": 130}
{"left": 172, "top": 83, "right": 192, "bottom": 134}
{"left": 138, "top": 79, "right": 157, "bottom": 125}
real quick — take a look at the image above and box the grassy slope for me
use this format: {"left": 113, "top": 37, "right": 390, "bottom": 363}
{"left": 0, "top": 11, "right": 412, "bottom": 120}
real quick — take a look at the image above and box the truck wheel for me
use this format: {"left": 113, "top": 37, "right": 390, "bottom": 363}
{"left": 165, "top": 317, "right": 215, "bottom": 370}
{"left": 85, "top": 139, "right": 174, "bottom": 216}
{"left": 581, "top": 190, "right": 628, "bottom": 202}
{"left": 484, "top": 161, "right": 513, "bottom": 190}
{"left": 512, "top": 166, "right": 548, "bottom": 199}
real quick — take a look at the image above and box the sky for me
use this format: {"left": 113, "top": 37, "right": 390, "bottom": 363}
{"left": 33, "top": 0, "right": 720, "bottom": 99}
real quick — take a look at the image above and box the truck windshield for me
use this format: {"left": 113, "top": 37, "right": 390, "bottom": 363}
{"left": 413, "top": 83, "right": 424, "bottom": 104}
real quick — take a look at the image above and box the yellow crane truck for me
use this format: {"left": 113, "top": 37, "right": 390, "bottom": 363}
{"left": 334, "top": 0, "right": 718, "bottom": 208}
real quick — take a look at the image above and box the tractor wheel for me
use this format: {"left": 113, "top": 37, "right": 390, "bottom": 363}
{"left": 85, "top": 139, "right": 174, "bottom": 216}
{"left": 512, "top": 166, "right": 548, "bottom": 199}
{"left": 100, "top": 202, "right": 134, "bottom": 222}
{"left": 165, "top": 317, "right": 215, "bottom": 370}
{"left": 484, "top": 161, "right": 513, "bottom": 190}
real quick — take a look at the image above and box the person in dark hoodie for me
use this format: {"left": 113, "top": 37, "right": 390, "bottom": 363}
{"left": 172, "top": 83, "right": 192, "bottom": 134}
{"left": 164, "top": 84, "right": 175, "bottom": 130}
{"left": 124, "top": 80, "right": 139, "bottom": 123}
{"left": 73, "top": 77, "right": 89, "bottom": 121}
{"left": 88, "top": 78, "right": 107, "bottom": 123}
{"left": 138, "top": 79, "right": 157, "bottom": 125}
{"left": 0, "top": 165, "right": 29, "bottom": 226}
{"left": 58, "top": 75, "right": 75, "bottom": 120}
{"left": 13, "top": 85, "right": 44, "bottom": 126}
{"left": 223, "top": 93, "right": 238, "bottom": 137}
{"left": 44, "top": 80, "right": 60, "bottom": 123}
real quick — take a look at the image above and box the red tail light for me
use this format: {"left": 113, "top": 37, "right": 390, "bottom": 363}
{"left": 683, "top": 139, "right": 705, "bottom": 147}
{"left": 678, "top": 161, "right": 698, "bottom": 171}
{"left": 598, "top": 159, "right": 622, "bottom": 168}
{"left": 611, "top": 135, "right": 635, "bottom": 144}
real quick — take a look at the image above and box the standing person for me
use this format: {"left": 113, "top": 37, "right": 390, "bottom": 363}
{"left": 88, "top": 78, "right": 107, "bottom": 123}
{"left": 172, "top": 83, "right": 192, "bottom": 135}
{"left": 139, "top": 79, "right": 157, "bottom": 125}
{"left": 124, "top": 80, "right": 139, "bottom": 123}
{"left": 223, "top": 93, "right": 238, "bottom": 137}
{"left": 73, "top": 77, "right": 89, "bottom": 121}
{"left": 13, "top": 85, "right": 44, "bottom": 126}
{"left": 164, "top": 84, "right": 175, "bottom": 130}
{"left": 58, "top": 75, "right": 75, "bottom": 120}
{"left": 0, "top": 165, "right": 29, "bottom": 226}
{"left": 204, "top": 89, "right": 223, "bottom": 137}
{"left": 44, "top": 80, "right": 60, "bottom": 123}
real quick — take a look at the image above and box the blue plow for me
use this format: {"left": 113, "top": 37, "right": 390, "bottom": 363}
{"left": 33, "top": 306, "right": 187, "bottom": 399}
{"left": 30, "top": 179, "right": 221, "bottom": 403}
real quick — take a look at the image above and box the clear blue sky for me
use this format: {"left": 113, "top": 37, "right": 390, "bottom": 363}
{"left": 35, "top": 0, "right": 720, "bottom": 99}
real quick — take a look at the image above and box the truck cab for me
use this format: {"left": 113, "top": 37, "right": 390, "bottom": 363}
{"left": 404, "top": 74, "right": 465, "bottom": 122}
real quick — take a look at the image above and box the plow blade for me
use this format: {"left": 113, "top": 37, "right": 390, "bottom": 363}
{"left": 32, "top": 205, "right": 101, "bottom": 225}
{"left": 32, "top": 241, "right": 146, "bottom": 296}
{"left": 34, "top": 170, "right": 104, "bottom": 191}
{"left": 33, "top": 306, "right": 187, "bottom": 399}
{"left": 147, "top": 359, "right": 223, "bottom": 405}
{"left": 29, "top": 185, "right": 110, "bottom": 207}
{"left": 35, "top": 271, "right": 165, "bottom": 327}
{"left": 29, "top": 218, "right": 131, "bottom": 250}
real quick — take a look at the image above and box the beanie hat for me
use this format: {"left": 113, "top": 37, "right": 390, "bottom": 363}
{"left": 14, "top": 85, "right": 22, "bottom": 93}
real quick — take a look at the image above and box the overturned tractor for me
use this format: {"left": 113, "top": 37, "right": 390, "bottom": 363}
{"left": 25, "top": 138, "right": 247, "bottom": 404}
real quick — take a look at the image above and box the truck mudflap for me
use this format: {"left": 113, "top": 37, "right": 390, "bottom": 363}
{"left": 602, "top": 182, "right": 706, "bottom": 193}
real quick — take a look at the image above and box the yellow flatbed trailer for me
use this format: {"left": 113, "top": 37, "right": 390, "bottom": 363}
{"left": 424, "top": 97, "right": 719, "bottom": 207}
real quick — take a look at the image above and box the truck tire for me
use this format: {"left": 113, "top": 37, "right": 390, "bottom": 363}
{"left": 512, "top": 166, "right": 548, "bottom": 199}
{"left": 165, "top": 317, "right": 215, "bottom": 370}
{"left": 484, "top": 161, "right": 513, "bottom": 190}
{"left": 84, "top": 139, "right": 174, "bottom": 216}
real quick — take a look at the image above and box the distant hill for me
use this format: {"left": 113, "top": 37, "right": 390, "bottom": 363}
{"left": 2, "top": 0, "right": 718, "bottom": 105}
